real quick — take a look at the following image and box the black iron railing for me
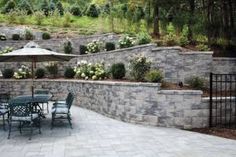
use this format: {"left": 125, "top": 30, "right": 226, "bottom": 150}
{"left": 209, "top": 73, "right": 236, "bottom": 128}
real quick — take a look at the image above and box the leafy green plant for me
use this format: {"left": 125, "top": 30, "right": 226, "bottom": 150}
{"left": 86, "top": 40, "right": 102, "bottom": 53}
{"left": 64, "top": 40, "right": 73, "bottom": 54}
{"left": 129, "top": 55, "right": 151, "bottom": 81}
{"left": 163, "top": 22, "right": 178, "bottom": 46}
{"left": 80, "top": 45, "right": 88, "bottom": 55}
{"left": 75, "top": 61, "right": 107, "bottom": 80}
{"left": 0, "top": 34, "right": 7, "bottom": 41}
{"left": 179, "top": 25, "right": 190, "bottom": 46}
{"left": 2, "top": 0, "right": 16, "bottom": 13}
{"left": 2, "top": 69, "right": 14, "bottom": 79}
{"left": 62, "top": 12, "right": 72, "bottom": 27}
{"left": 17, "top": 0, "right": 33, "bottom": 15}
{"left": 17, "top": 9, "right": 27, "bottom": 25}
{"left": 196, "top": 44, "right": 210, "bottom": 51}
{"left": 187, "top": 76, "right": 205, "bottom": 90}
{"left": 35, "top": 68, "right": 45, "bottom": 79}
{"left": 6, "top": 10, "right": 17, "bottom": 24}
{"left": 24, "top": 29, "right": 34, "bottom": 40}
{"left": 105, "top": 42, "right": 115, "bottom": 51}
{"left": 110, "top": 63, "right": 126, "bottom": 79}
{"left": 34, "top": 11, "right": 45, "bottom": 25}
{"left": 145, "top": 69, "right": 163, "bottom": 83}
{"left": 42, "top": 32, "right": 51, "bottom": 40}
{"left": 12, "top": 34, "right": 20, "bottom": 40}
{"left": 40, "top": 0, "right": 49, "bottom": 16}
{"left": 86, "top": 4, "right": 100, "bottom": 17}
{"left": 70, "top": 5, "right": 82, "bottom": 16}
{"left": 14, "top": 65, "right": 31, "bottom": 79}
{"left": 64, "top": 67, "right": 76, "bottom": 78}
{"left": 119, "top": 34, "right": 135, "bottom": 48}
{"left": 56, "top": 1, "right": 64, "bottom": 15}
{"left": 137, "top": 32, "right": 151, "bottom": 45}
{"left": 46, "top": 62, "right": 58, "bottom": 78}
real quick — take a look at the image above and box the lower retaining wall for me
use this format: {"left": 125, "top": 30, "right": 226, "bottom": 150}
{"left": 0, "top": 79, "right": 209, "bottom": 129}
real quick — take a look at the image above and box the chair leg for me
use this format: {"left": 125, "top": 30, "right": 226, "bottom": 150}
{"left": 3, "top": 115, "right": 5, "bottom": 131}
{"left": 67, "top": 114, "right": 72, "bottom": 129}
{"left": 47, "top": 103, "right": 49, "bottom": 113}
{"left": 38, "top": 117, "right": 41, "bottom": 134}
{"left": 19, "top": 122, "right": 22, "bottom": 134}
{"left": 8, "top": 119, "right": 11, "bottom": 139}
{"left": 51, "top": 113, "right": 55, "bottom": 130}
{"left": 29, "top": 122, "right": 33, "bottom": 140}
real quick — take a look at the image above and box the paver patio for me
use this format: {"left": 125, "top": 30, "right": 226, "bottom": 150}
{"left": 0, "top": 105, "right": 236, "bottom": 157}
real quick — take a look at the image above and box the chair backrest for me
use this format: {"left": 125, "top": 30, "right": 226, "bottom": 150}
{"left": 9, "top": 102, "right": 32, "bottom": 117}
{"left": 0, "top": 93, "right": 10, "bottom": 108}
{"left": 66, "top": 92, "right": 74, "bottom": 109}
{"left": 35, "top": 89, "right": 49, "bottom": 95}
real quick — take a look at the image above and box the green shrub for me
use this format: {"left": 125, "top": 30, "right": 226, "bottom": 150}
{"left": 35, "top": 68, "right": 45, "bottom": 79}
{"left": 46, "top": 62, "right": 58, "bottom": 78}
{"left": 64, "top": 40, "right": 73, "bottom": 54}
{"left": 86, "top": 40, "right": 102, "bottom": 53}
{"left": 80, "top": 45, "right": 88, "bottom": 55}
{"left": 70, "top": 5, "right": 82, "bottom": 16}
{"left": 14, "top": 65, "right": 31, "bottom": 79}
{"left": 2, "top": 0, "right": 16, "bottom": 13}
{"left": 110, "top": 63, "right": 126, "bottom": 79}
{"left": 105, "top": 42, "right": 115, "bottom": 51}
{"left": 196, "top": 44, "right": 210, "bottom": 51}
{"left": 187, "top": 76, "right": 205, "bottom": 90}
{"left": 34, "top": 11, "right": 45, "bottom": 25}
{"left": 40, "top": 0, "right": 49, "bottom": 16}
{"left": 24, "top": 29, "right": 34, "bottom": 40}
{"left": 62, "top": 12, "right": 72, "bottom": 27}
{"left": 64, "top": 67, "right": 76, "bottom": 78}
{"left": 86, "top": 4, "right": 99, "bottom": 17}
{"left": 179, "top": 25, "right": 190, "bottom": 46}
{"left": 129, "top": 55, "right": 151, "bottom": 81}
{"left": 12, "top": 34, "right": 20, "bottom": 40}
{"left": 0, "top": 47, "right": 13, "bottom": 54}
{"left": 17, "top": 0, "right": 33, "bottom": 15}
{"left": 42, "top": 32, "right": 51, "bottom": 40}
{"left": 56, "top": 1, "right": 64, "bottom": 15}
{"left": 0, "top": 34, "right": 7, "bottom": 41}
{"left": 145, "top": 69, "right": 163, "bottom": 83}
{"left": 163, "top": 22, "right": 178, "bottom": 46}
{"left": 6, "top": 10, "right": 17, "bottom": 24}
{"left": 137, "top": 32, "right": 151, "bottom": 45}
{"left": 2, "top": 69, "right": 14, "bottom": 78}
{"left": 119, "top": 35, "right": 135, "bottom": 48}
{"left": 75, "top": 61, "right": 107, "bottom": 80}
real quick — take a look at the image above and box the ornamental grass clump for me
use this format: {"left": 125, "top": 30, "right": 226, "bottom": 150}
{"left": 129, "top": 55, "right": 151, "bottom": 81}
{"left": 14, "top": 65, "right": 31, "bottom": 79}
{"left": 145, "top": 69, "right": 163, "bottom": 83}
{"left": 86, "top": 40, "right": 102, "bottom": 54}
{"left": 119, "top": 34, "right": 135, "bottom": 48}
{"left": 2, "top": 69, "right": 14, "bottom": 79}
{"left": 46, "top": 62, "right": 58, "bottom": 78}
{"left": 74, "top": 60, "right": 107, "bottom": 80}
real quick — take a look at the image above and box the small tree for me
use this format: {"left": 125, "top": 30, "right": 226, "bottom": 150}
{"left": 86, "top": 4, "right": 99, "bottom": 17}
{"left": 18, "top": 0, "right": 33, "bottom": 15}
{"left": 64, "top": 40, "right": 73, "bottom": 54}
{"left": 56, "top": 1, "right": 64, "bottom": 15}
{"left": 40, "top": 0, "right": 49, "bottom": 16}
{"left": 2, "top": 0, "right": 16, "bottom": 13}
{"left": 70, "top": 5, "right": 82, "bottom": 16}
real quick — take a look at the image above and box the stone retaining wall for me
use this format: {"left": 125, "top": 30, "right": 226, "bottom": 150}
{"left": 212, "top": 58, "right": 236, "bottom": 74}
{"left": 0, "top": 79, "right": 209, "bottom": 129}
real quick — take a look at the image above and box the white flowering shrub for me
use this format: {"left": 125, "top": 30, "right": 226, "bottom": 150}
{"left": 118, "top": 35, "right": 136, "bottom": 48}
{"left": 86, "top": 40, "right": 102, "bottom": 53}
{"left": 129, "top": 54, "right": 151, "bottom": 81}
{"left": 74, "top": 60, "right": 107, "bottom": 80}
{"left": 14, "top": 65, "right": 31, "bottom": 79}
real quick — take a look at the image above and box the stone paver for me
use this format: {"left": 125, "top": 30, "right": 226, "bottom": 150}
{"left": 0, "top": 105, "right": 236, "bottom": 157}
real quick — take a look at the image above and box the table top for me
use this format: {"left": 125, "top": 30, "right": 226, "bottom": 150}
{"left": 9, "top": 94, "right": 52, "bottom": 104}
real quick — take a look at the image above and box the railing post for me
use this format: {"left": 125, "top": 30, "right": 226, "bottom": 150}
{"left": 209, "top": 73, "right": 213, "bottom": 127}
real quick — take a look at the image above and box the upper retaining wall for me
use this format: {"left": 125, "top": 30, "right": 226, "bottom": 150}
{"left": 0, "top": 79, "right": 207, "bottom": 129}
{"left": 212, "top": 58, "right": 236, "bottom": 74}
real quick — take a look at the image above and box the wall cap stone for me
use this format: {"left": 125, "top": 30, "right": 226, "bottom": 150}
{"left": 213, "top": 57, "right": 236, "bottom": 61}
{"left": 202, "top": 97, "right": 236, "bottom": 102}
{"left": 0, "top": 79, "right": 161, "bottom": 87}
{"left": 78, "top": 44, "right": 156, "bottom": 57}
{"left": 158, "top": 90, "right": 203, "bottom": 95}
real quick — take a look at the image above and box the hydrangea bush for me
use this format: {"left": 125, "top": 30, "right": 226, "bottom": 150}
{"left": 86, "top": 40, "right": 102, "bottom": 54}
{"left": 74, "top": 60, "right": 107, "bottom": 80}
{"left": 14, "top": 65, "right": 31, "bottom": 79}
{"left": 119, "top": 35, "right": 136, "bottom": 48}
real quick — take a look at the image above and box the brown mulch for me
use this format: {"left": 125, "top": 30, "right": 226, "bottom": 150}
{"left": 190, "top": 128, "right": 236, "bottom": 140}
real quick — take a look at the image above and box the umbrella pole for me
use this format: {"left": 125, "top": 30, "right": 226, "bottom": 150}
{"left": 31, "top": 58, "right": 36, "bottom": 97}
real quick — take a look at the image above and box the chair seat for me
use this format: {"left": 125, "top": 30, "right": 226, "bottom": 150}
{"left": 12, "top": 113, "right": 39, "bottom": 121}
{"left": 51, "top": 107, "right": 69, "bottom": 114}
{"left": 0, "top": 109, "right": 8, "bottom": 115}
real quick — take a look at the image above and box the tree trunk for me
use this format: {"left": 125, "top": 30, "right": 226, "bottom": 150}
{"left": 153, "top": 1, "right": 160, "bottom": 38}
{"left": 188, "top": 0, "right": 195, "bottom": 42}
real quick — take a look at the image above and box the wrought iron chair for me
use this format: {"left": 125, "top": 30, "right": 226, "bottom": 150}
{"left": 0, "top": 93, "right": 10, "bottom": 130}
{"left": 34, "top": 89, "right": 50, "bottom": 113}
{"left": 8, "top": 102, "right": 41, "bottom": 140}
{"left": 51, "top": 92, "right": 74, "bottom": 129}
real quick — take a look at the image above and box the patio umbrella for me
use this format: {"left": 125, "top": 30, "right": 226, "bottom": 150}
{"left": 0, "top": 42, "right": 78, "bottom": 96}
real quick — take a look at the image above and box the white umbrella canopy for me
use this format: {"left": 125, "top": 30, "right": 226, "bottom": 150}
{"left": 0, "top": 42, "right": 78, "bottom": 96}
